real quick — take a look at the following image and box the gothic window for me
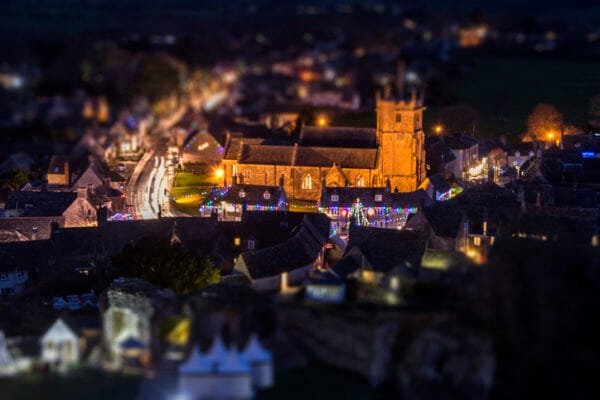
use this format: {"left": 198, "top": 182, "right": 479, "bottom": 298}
{"left": 356, "top": 175, "right": 366, "bottom": 187}
{"left": 331, "top": 195, "right": 339, "bottom": 202}
{"left": 375, "top": 194, "right": 383, "bottom": 202}
{"left": 395, "top": 113, "right": 402, "bottom": 123}
{"left": 263, "top": 190, "right": 271, "bottom": 200}
{"left": 301, "top": 174, "right": 313, "bottom": 190}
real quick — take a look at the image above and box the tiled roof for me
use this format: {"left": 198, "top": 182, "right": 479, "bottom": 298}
{"left": 422, "top": 206, "right": 465, "bottom": 238}
{"left": 239, "top": 144, "right": 294, "bottom": 165}
{"left": 209, "top": 184, "right": 285, "bottom": 207}
{"left": 238, "top": 213, "right": 330, "bottom": 279}
{"left": 223, "top": 137, "right": 264, "bottom": 160}
{"left": 300, "top": 126, "right": 377, "bottom": 148}
{"left": 344, "top": 226, "right": 427, "bottom": 272}
{"left": 295, "top": 146, "right": 378, "bottom": 169}
{"left": 320, "top": 187, "right": 431, "bottom": 208}
{"left": 4, "top": 191, "right": 76, "bottom": 217}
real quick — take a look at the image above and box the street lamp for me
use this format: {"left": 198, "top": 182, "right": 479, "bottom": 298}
{"left": 434, "top": 124, "right": 443, "bottom": 135}
{"left": 316, "top": 115, "right": 329, "bottom": 127}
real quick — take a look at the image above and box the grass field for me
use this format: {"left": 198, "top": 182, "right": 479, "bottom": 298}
{"left": 257, "top": 364, "right": 394, "bottom": 400}
{"left": 427, "top": 56, "right": 600, "bottom": 139}
{"left": 0, "top": 372, "right": 141, "bottom": 400}
{"left": 171, "top": 171, "right": 218, "bottom": 216}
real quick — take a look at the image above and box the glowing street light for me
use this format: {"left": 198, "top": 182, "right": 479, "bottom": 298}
{"left": 316, "top": 115, "right": 329, "bottom": 127}
{"left": 434, "top": 124, "right": 443, "bottom": 135}
{"left": 215, "top": 168, "right": 224, "bottom": 179}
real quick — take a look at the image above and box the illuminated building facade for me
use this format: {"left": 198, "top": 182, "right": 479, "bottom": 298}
{"left": 220, "top": 92, "right": 426, "bottom": 202}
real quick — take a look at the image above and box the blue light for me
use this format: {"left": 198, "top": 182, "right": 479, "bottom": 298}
{"left": 582, "top": 151, "right": 596, "bottom": 159}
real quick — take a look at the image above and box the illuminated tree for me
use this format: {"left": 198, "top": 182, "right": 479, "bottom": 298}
{"left": 347, "top": 198, "right": 369, "bottom": 228}
{"left": 524, "top": 103, "right": 563, "bottom": 142}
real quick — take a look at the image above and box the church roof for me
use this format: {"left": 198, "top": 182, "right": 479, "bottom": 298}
{"left": 295, "top": 146, "right": 377, "bottom": 169}
{"left": 299, "top": 126, "right": 377, "bottom": 148}
{"left": 239, "top": 144, "right": 294, "bottom": 165}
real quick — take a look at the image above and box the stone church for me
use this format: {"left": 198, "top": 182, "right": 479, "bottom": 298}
{"left": 221, "top": 90, "right": 426, "bottom": 202}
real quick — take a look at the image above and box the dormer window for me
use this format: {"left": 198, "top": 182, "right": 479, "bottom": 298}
{"left": 331, "top": 194, "right": 339, "bottom": 202}
{"left": 238, "top": 189, "right": 246, "bottom": 198}
{"left": 263, "top": 191, "right": 271, "bottom": 200}
{"left": 375, "top": 194, "right": 383, "bottom": 202}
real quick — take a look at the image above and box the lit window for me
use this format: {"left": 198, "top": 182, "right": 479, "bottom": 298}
{"left": 474, "top": 236, "right": 481, "bottom": 246}
{"left": 234, "top": 237, "right": 241, "bottom": 246}
{"left": 263, "top": 191, "right": 271, "bottom": 200}
{"left": 374, "top": 194, "right": 383, "bottom": 202}
{"left": 331, "top": 195, "right": 339, "bottom": 202}
{"left": 356, "top": 175, "right": 365, "bottom": 187}
{"left": 238, "top": 189, "right": 246, "bottom": 198}
{"left": 301, "top": 174, "right": 313, "bottom": 190}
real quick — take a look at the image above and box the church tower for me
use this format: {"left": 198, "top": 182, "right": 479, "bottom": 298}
{"left": 375, "top": 87, "right": 426, "bottom": 192}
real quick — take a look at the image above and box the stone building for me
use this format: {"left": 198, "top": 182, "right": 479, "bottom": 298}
{"left": 221, "top": 91, "right": 426, "bottom": 202}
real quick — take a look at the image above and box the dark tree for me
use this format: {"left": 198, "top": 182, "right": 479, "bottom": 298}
{"left": 112, "top": 236, "right": 220, "bottom": 295}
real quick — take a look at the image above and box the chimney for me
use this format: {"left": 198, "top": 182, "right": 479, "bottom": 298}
{"left": 50, "top": 221, "right": 61, "bottom": 242}
{"left": 77, "top": 187, "right": 87, "bottom": 199}
{"left": 97, "top": 206, "right": 108, "bottom": 226}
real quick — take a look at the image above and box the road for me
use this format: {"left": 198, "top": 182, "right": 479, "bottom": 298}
{"left": 126, "top": 136, "right": 179, "bottom": 219}
{"left": 125, "top": 85, "right": 233, "bottom": 219}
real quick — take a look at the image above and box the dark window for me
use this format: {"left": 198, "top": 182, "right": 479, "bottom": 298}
{"left": 395, "top": 113, "right": 402, "bottom": 123}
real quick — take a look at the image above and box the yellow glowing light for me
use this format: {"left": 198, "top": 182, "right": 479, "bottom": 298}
{"left": 215, "top": 168, "right": 224, "bottom": 178}
{"left": 317, "top": 115, "right": 328, "bottom": 127}
{"left": 434, "top": 124, "right": 443, "bottom": 134}
{"left": 547, "top": 132, "right": 554, "bottom": 140}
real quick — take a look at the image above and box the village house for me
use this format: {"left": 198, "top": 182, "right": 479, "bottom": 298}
{"left": 443, "top": 133, "right": 479, "bottom": 179}
{"left": 101, "top": 278, "right": 178, "bottom": 369}
{"left": 331, "top": 226, "right": 427, "bottom": 305}
{"left": 405, "top": 206, "right": 468, "bottom": 252}
{"left": 200, "top": 184, "right": 287, "bottom": 220}
{"left": 232, "top": 213, "right": 330, "bottom": 291}
{"left": 0, "top": 190, "right": 97, "bottom": 241}
{"left": 40, "top": 316, "right": 100, "bottom": 369}
{"left": 319, "top": 186, "right": 431, "bottom": 235}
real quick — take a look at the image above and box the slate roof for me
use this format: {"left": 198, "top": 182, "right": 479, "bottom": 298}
{"left": 223, "top": 137, "right": 265, "bottom": 160}
{"left": 299, "top": 126, "right": 377, "bottom": 148}
{"left": 422, "top": 207, "right": 465, "bottom": 238}
{"left": 237, "top": 213, "right": 330, "bottom": 280}
{"left": 320, "top": 187, "right": 432, "bottom": 208}
{"left": 239, "top": 144, "right": 294, "bottom": 165}
{"left": 215, "top": 184, "right": 286, "bottom": 207}
{"left": 4, "top": 191, "right": 76, "bottom": 217}
{"left": 443, "top": 133, "right": 478, "bottom": 150}
{"left": 0, "top": 239, "right": 56, "bottom": 272}
{"left": 295, "top": 146, "right": 378, "bottom": 169}
{"left": 330, "top": 254, "right": 362, "bottom": 279}
{"left": 344, "top": 226, "right": 427, "bottom": 272}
